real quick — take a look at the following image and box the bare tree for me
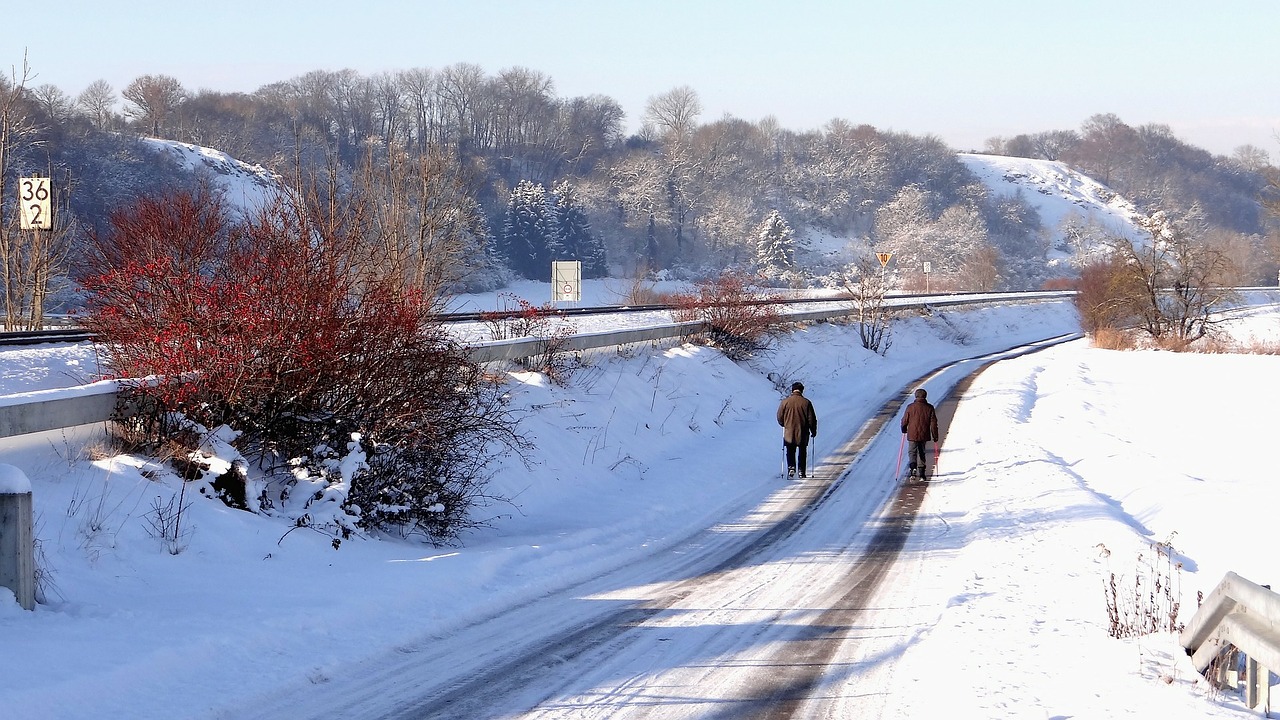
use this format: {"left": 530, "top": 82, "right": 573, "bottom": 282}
{"left": 1205, "top": 227, "right": 1261, "bottom": 285}
{"left": 840, "top": 253, "right": 895, "bottom": 354}
{"left": 398, "top": 67, "right": 440, "bottom": 151}
{"left": 353, "top": 140, "right": 494, "bottom": 296}
{"left": 30, "top": 84, "right": 74, "bottom": 124}
{"left": 632, "top": 88, "right": 708, "bottom": 260}
{"left": 643, "top": 86, "right": 701, "bottom": 139}
{"left": 1030, "top": 130, "right": 1079, "bottom": 161}
{"left": 371, "top": 71, "right": 406, "bottom": 149}
{"left": 493, "top": 66, "right": 555, "bottom": 147}
{"left": 122, "top": 74, "right": 187, "bottom": 136}
{"left": 76, "top": 79, "right": 117, "bottom": 129}
{"left": 559, "top": 94, "right": 624, "bottom": 175}
{"left": 13, "top": 173, "right": 74, "bottom": 329}
{"left": 489, "top": 66, "right": 564, "bottom": 183}
{"left": 1001, "top": 134, "right": 1037, "bottom": 158}
{"left": 1231, "top": 144, "right": 1271, "bottom": 173}
{"left": 435, "top": 63, "right": 488, "bottom": 153}
{"left": 329, "top": 69, "right": 377, "bottom": 160}
{"left": 0, "top": 54, "right": 50, "bottom": 329}
{"left": 1064, "top": 113, "right": 1138, "bottom": 187}
{"left": 1262, "top": 165, "right": 1280, "bottom": 223}
{"left": 1074, "top": 254, "right": 1142, "bottom": 335}
{"left": 1107, "top": 209, "right": 1238, "bottom": 344}
{"left": 957, "top": 243, "right": 1003, "bottom": 292}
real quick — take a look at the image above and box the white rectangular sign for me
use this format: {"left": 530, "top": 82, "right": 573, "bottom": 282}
{"left": 552, "top": 261, "right": 582, "bottom": 303}
{"left": 18, "top": 177, "right": 51, "bottom": 230}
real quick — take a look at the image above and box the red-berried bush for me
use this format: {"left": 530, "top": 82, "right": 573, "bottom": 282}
{"left": 479, "top": 293, "right": 579, "bottom": 383}
{"left": 671, "top": 271, "right": 784, "bottom": 360}
{"left": 79, "top": 187, "right": 524, "bottom": 543}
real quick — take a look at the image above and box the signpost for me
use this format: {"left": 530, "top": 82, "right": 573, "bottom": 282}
{"left": 552, "top": 261, "right": 582, "bottom": 305}
{"left": 923, "top": 261, "right": 932, "bottom": 293}
{"left": 14, "top": 177, "right": 55, "bottom": 330}
{"left": 876, "top": 251, "right": 892, "bottom": 284}
{"left": 18, "top": 177, "right": 51, "bottom": 231}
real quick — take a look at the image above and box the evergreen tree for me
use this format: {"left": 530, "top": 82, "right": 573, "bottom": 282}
{"left": 755, "top": 210, "right": 796, "bottom": 274}
{"left": 499, "top": 180, "right": 560, "bottom": 280}
{"left": 551, "top": 181, "right": 608, "bottom": 278}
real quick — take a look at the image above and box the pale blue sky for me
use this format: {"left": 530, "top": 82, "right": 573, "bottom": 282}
{"left": 6, "top": 0, "right": 1278, "bottom": 156}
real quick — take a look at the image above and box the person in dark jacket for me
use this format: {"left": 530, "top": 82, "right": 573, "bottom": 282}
{"left": 900, "top": 388, "right": 939, "bottom": 480}
{"left": 777, "top": 381, "right": 818, "bottom": 478}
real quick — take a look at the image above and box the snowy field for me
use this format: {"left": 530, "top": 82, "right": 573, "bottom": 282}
{"left": 1, "top": 284, "right": 1279, "bottom": 718}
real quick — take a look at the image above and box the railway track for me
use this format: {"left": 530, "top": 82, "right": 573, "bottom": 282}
{"left": 0, "top": 290, "right": 1065, "bottom": 348}
{"left": 0, "top": 328, "right": 95, "bottom": 347}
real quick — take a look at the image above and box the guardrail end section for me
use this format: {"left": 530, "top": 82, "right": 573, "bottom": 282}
{"left": 1181, "top": 570, "right": 1280, "bottom": 711}
{"left": 0, "top": 464, "right": 36, "bottom": 610}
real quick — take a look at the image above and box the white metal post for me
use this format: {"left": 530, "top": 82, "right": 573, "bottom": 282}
{"left": 0, "top": 465, "right": 35, "bottom": 610}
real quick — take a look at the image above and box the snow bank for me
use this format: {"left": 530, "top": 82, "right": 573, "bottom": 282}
{"left": 0, "top": 464, "right": 31, "bottom": 494}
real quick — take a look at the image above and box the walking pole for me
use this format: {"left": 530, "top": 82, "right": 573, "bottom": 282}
{"left": 894, "top": 432, "right": 906, "bottom": 480}
{"left": 808, "top": 434, "right": 815, "bottom": 478}
{"left": 934, "top": 442, "right": 941, "bottom": 479}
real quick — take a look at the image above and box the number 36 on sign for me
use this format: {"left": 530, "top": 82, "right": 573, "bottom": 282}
{"left": 19, "top": 177, "right": 52, "bottom": 230}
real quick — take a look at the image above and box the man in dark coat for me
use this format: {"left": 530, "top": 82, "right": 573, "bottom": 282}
{"left": 900, "top": 388, "right": 939, "bottom": 480}
{"left": 777, "top": 381, "right": 818, "bottom": 478}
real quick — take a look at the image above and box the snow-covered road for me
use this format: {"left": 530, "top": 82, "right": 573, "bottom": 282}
{"left": 8, "top": 291, "right": 1279, "bottom": 719}
{"left": 223, "top": 336, "right": 1076, "bottom": 720}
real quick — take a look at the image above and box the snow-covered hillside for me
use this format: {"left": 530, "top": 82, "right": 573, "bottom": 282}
{"left": 801, "top": 153, "right": 1150, "bottom": 284}
{"left": 960, "top": 153, "right": 1149, "bottom": 258}
{"left": 135, "top": 137, "right": 1154, "bottom": 286}
{"left": 139, "top": 137, "right": 284, "bottom": 216}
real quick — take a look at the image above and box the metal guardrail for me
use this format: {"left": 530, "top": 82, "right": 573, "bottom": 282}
{"left": 467, "top": 291, "right": 1075, "bottom": 363}
{"left": 1181, "top": 571, "right": 1280, "bottom": 713}
{"left": 0, "top": 382, "right": 121, "bottom": 439}
{"left": 0, "top": 293, "right": 1076, "bottom": 439}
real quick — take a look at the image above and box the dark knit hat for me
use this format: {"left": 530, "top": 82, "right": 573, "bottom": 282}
{"left": 791, "top": 382, "right": 804, "bottom": 392}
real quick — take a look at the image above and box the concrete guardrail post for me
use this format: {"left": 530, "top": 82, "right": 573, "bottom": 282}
{"left": 0, "top": 463, "right": 35, "bottom": 611}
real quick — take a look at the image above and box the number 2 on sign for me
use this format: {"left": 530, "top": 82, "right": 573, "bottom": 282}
{"left": 19, "top": 177, "right": 52, "bottom": 230}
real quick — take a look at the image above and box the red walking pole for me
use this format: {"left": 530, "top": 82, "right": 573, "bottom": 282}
{"left": 894, "top": 432, "right": 906, "bottom": 480}
{"left": 934, "top": 442, "right": 941, "bottom": 479}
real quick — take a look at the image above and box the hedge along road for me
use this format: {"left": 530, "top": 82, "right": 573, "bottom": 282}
{"left": 232, "top": 333, "right": 1079, "bottom": 720}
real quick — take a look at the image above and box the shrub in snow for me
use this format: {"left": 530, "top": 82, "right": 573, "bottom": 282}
{"left": 81, "top": 187, "right": 527, "bottom": 544}
{"left": 671, "top": 271, "right": 784, "bottom": 361}
{"left": 480, "top": 293, "right": 581, "bottom": 385}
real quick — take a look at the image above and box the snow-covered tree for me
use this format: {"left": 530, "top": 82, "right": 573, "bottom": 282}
{"left": 874, "top": 185, "right": 992, "bottom": 288}
{"left": 933, "top": 203, "right": 988, "bottom": 275}
{"left": 550, "top": 181, "right": 607, "bottom": 278}
{"left": 499, "top": 180, "right": 560, "bottom": 280}
{"left": 754, "top": 210, "right": 796, "bottom": 275}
